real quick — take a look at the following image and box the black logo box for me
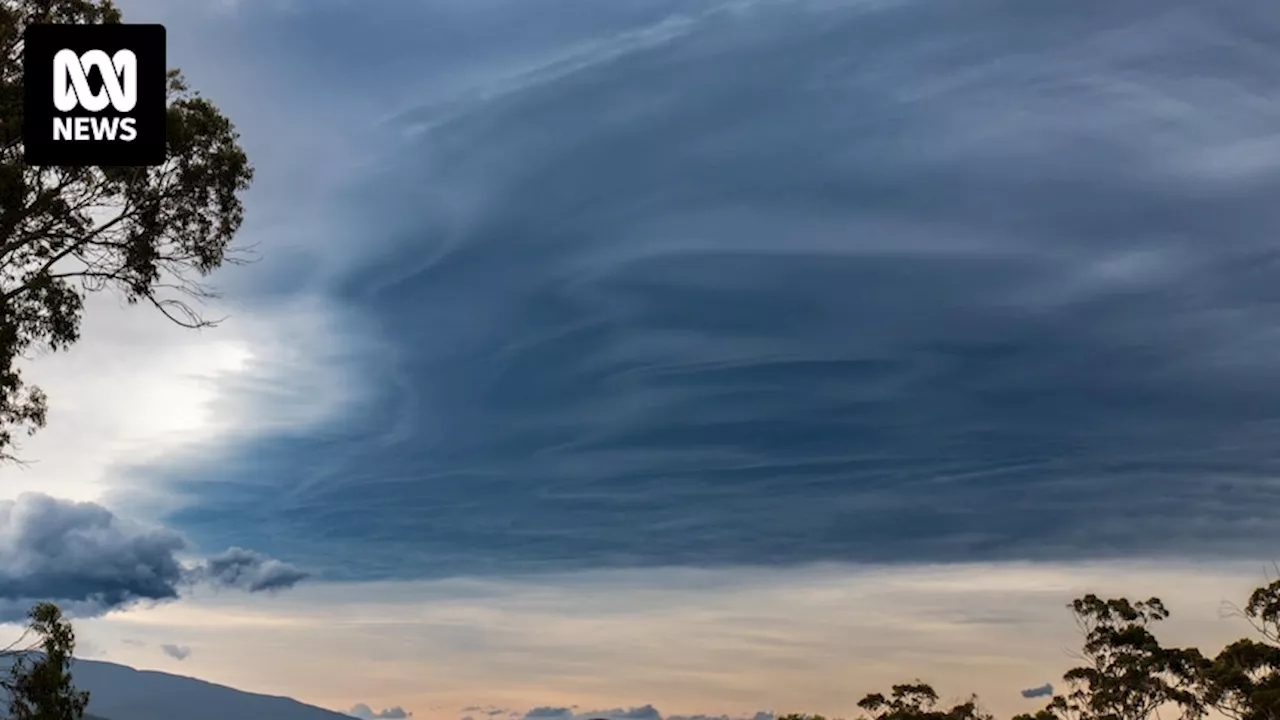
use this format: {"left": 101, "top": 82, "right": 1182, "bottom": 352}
{"left": 23, "top": 24, "right": 166, "bottom": 167}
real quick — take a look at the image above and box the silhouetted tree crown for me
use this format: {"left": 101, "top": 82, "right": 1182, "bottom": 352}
{"left": 1191, "top": 579, "right": 1280, "bottom": 720}
{"left": 2, "top": 602, "right": 90, "bottom": 720}
{"left": 858, "top": 682, "right": 993, "bottom": 720}
{"left": 785, "top": 576, "right": 1280, "bottom": 720}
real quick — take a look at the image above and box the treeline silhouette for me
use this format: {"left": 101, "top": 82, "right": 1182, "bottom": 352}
{"left": 781, "top": 579, "right": 1280, "bottom": 720}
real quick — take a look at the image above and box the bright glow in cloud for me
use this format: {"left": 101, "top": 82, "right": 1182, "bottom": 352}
{"left": 5, "top": 292, "right": 359, "bottom": 512}
{"left": 6, "top": 296, "right": 253, "bottom": 502}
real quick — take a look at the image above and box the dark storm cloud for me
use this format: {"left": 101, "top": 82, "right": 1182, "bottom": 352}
{"left": 155, "top": 0, "right": 1280, "bottom": 579}
{"left": 160, "top": 644, "right": 191, "bottom": 661}
{"left": 1021, "top": 684, "right": 1054, "bottom": 699}
{"left": 0, "top": 493, "right": 185, "bottom": 618}
{"left": 0, "top": 494, "right": 306, "bottom": 620}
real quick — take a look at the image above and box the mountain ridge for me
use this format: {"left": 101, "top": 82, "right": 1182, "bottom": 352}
{"left": 53, "top": 657, "right": 357, "bottom": 720}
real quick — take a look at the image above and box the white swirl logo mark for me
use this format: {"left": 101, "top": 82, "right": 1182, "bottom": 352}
{"left": 52, "top": 48, "right": 137, "bottom": 113}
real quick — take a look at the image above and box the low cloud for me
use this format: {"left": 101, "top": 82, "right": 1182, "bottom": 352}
{"left": 187, "top": 547, "right": 309, "bottom": 593}
{"left": 669, "top": 714, "right": 774, "bottom": 720}
{"left": 0, "top": 493, "right": 307, "bottom": 621}
{"left": 522, "top": 708, "right": 771, "bottom": 720}
{"left": 160, "top": 644, "right": 191, "bottom": 661}
{"left": 525, "top": 710, "right": 572, "bottom": 720}
{"left": 1021, "top": 684, "right": 1054, "bottom": 699}
{"left": 581, "top": 707, "right": 661, "bottom": 720}
{"left": 0, "top": 493, "right": 185, "bottom": 619}
{"left": 349, "top": 704, "right": 412, "bottom": 719}
{"left": 617, "top": 708, "right": 661, "bottom": 720}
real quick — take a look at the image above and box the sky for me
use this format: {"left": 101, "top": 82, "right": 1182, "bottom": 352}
{"left": 4, "top": 0, "right": 1280, "bottom": 718}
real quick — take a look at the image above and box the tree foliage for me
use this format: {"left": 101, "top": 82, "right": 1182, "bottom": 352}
{"left": 858, "top": 682, "right": 993, "bottom": 720}
{"left": 776, "top": 683, "right": 994, "bottom": 720}
{"left": 0, "top": 0, "right": 253, "bottom": 460}
{"left": 1191, "top": 579, "right": 1280, "bottom": 720}
{"left": 1, "top": 602, "right": 89, "bottom": 720}
{"left": 784, "top": 577, "right": 1280, "bottom": 720}
{"left": 1028, "top": 595, "right": 1207, "bottom": 720}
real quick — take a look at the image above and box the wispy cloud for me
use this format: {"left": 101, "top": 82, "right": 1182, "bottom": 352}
{"left": 139, "top": 0, "right": 1280, "bottom": 585}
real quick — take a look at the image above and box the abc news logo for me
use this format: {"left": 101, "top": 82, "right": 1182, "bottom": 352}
{"left": 23, "top": 24, "right": 166, "bottom": 167}
{"left": 53, "top": 48, "right": 139, "bottom": 142}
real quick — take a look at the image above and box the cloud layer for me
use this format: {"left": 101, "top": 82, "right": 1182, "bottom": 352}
{"left": 138, "top": 0, "right": 1280, "bottom": 583}
{"left": 0, "top": 494, "right": 305, "bottom": 620}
